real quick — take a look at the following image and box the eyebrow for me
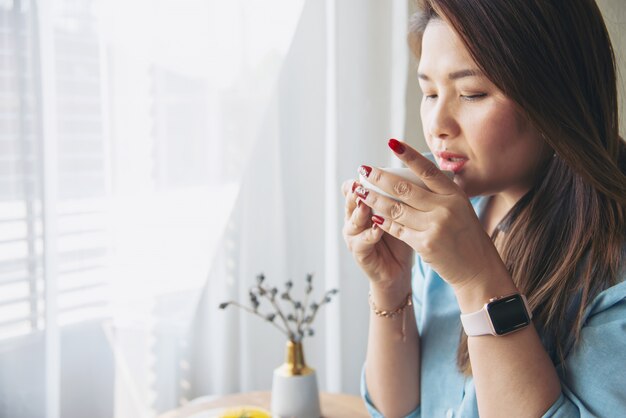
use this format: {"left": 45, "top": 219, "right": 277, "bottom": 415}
{"left": 418, "top": 68, "right": 483, "bottom": 81}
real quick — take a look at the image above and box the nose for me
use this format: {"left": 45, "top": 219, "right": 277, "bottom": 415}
{"left": 427, "top": 101, "right": 459, "bottom": 140}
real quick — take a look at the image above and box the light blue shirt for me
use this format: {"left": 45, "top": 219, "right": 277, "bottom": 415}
{"left": 361, "top": 196, "right": 626, "bottom": 417}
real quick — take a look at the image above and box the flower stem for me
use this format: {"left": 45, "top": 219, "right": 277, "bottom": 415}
{"left": 257, "top": 285, "right": 296, "bottom": 339}
{"left": 227, "top": 301, "right": 290, "bottom": 338}
{"left": 269, "top": 294, "right": 296, "bottom": 339}
{"left": 300, "top": 290, "right": 310, "bottom": 331}
{"left": 302, "top": 294, "right": 330, "bottom": 334}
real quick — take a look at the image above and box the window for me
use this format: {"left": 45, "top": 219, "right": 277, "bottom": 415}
{"left": 0, "top": 0, "right": 46, "bottom": 340}
{"left": 0, "top": 0, "right": 306, "bottom": 415}
{"left": 0, "top": 0, "right": 110, "bottom": 342}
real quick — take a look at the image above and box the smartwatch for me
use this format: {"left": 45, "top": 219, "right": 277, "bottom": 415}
{"left": 460, "top": 294, "right": 532, "bottom": 336}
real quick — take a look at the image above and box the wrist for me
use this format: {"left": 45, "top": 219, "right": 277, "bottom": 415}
{"left": 369, "top": 276, "right": 412, "bottom": 311}
{"left": 453, "top": 264, "right": 518, "bottom": 314}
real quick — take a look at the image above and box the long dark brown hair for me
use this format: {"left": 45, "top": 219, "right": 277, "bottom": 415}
{"left": 409, "top": 0, "right": 626, "bottom": 375}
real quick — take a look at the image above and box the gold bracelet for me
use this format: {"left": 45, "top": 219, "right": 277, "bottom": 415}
{"left": 369, "top": 291, "right": 413, "bottom": 342}
{"left": 368, "top": 290, "right": 413, "bottom": 318}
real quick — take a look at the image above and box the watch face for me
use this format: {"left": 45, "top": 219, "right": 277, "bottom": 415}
{"left": 487, "top": 294, "right": 530, "bottom": 335}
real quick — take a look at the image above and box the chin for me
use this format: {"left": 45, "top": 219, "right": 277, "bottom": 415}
{"left": 454, "top": 177, "right": 484, "bottom": 198}
{"left": 451, "top": 173, "right": 467, "bottom": 189}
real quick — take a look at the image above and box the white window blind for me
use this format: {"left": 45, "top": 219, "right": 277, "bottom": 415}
{"left": 0, "top": 0, "right": 45, "bottom": 340}
{"left": 0, "top": 0, "right": 110, "bottom": 341}
{"left": 53, "top": 0, "right": 110, "bottom": 326}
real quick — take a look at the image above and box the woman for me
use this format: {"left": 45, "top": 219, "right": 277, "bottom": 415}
{"left": 342, "top": 0, "right": 626, "bottom": 417}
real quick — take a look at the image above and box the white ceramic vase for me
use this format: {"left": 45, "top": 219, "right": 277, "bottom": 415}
{"left": 271, "top": 340, "right": 321, "bottom": 418}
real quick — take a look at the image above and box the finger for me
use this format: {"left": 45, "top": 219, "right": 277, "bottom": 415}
{"left": 344, "top": 196, "right": 372, "bottom": 236}
{"left": 341, "top": 179, "right": 355, "bottom": 197}
{"left": 388, "top": 138, "right": 457, "bottom": 195}
{"left": 358, "top": 168, "right": 437, "bottom": 212}
{"left": 356, "top": 186, "right": 430, "bottom": 232}
{"left": 347, "top": 221, "right": 385, "bottom": 254}
{"left": 343, "top": 179, "right": 358, "bottom": 220}
{"left": 343, "top": 180, "right": 360, "bottom": 222}
{"left": 369, "top": 213, "right": 420, "bottom": 250}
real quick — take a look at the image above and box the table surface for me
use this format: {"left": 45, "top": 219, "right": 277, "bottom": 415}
{"left": 159, "top": 391, "right": 369, "bottom": 418}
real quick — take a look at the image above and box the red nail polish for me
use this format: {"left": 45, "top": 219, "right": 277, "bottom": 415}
{"left": 352, "top": 181, "right": 359, "bottom": 193}
{"left": 355, "top": 186, "right": 369, "bottom": 200}
{"left": 372, "top": 215, "right": 385, "bottom": 225}
{"left": 358, "top": 165, "right": 372, "bottom": 178}
{"left": 388, "top": 138, "right": 406, "bottom": 154}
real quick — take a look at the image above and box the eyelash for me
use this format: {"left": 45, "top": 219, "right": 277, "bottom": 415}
{"left": 424, "top": 93, "right": 487, "bottom": 102}
{"left": 462, "top": 93, "right": 487, "bottom": 101}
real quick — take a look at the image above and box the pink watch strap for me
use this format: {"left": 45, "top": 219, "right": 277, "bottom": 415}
{"left": 460, "top": 295, "right": 532, "bottom": 336}
{"left": 460, "top": 307, "right": 493, "bottom": 336}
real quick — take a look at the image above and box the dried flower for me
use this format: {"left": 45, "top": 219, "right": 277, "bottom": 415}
{"left": 218, "top": 272, "right": 339, "bottom": 342}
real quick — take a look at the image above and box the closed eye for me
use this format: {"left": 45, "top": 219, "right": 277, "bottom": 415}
{"left": 461, "top": 93, "right": 487, "bottom": 101}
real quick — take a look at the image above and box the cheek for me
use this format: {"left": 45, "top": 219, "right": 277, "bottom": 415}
{"left": 421, "top": 104, "right": 435, "bottom": 150}
{"left": 466, "top": 106, "right": 531, "bottom": 157}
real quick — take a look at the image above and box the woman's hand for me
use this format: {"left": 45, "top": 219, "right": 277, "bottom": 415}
{"left": 356, "top": 139, "right": 504, "bottom": 290}
{"left": 341, "top": 178, "right": 414, "bottom": 289}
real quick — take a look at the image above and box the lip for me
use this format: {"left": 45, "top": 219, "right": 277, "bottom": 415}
{"left": 435, "top": 151, "right": 468, "bottom": 173}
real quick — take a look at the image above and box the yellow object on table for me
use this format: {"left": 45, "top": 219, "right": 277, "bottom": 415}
{"left": 219, "top": 405, "right": 271, "bottom": 418}
{"left": 158, "top": 391, "right": 369, "bottom": 418}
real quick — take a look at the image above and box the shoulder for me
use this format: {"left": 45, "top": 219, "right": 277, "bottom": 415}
{"left": 584, "top": 266, "right": 626, "bottom": 322}
{"left": 557, "top": 272, "right": 626, "bottom": 415}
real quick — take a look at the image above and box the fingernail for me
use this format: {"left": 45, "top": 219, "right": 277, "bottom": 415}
{"left": 372, "top": 215, "right": 385, "bottom": 225}
{"left": 355, "top": 186, "right": 369, "bottom": 200}
{"left": 358, "top": 165, "right": 372, "bottom": 178}
{"left": 372, "top": 223, "right": 379, "bottom": 231}
{"left": 351, "top": 181, "right": 359, "bottom": 193}
{"left": 388, "top": 138, "right": 405, "bottom": 154}
{"left": 356, "top": 198, "right": 363, "bottom": 208}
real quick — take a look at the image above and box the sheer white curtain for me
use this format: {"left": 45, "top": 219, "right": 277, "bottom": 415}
{"left": 0, "top": 0, "right": 304, "bottom": 417}
{"left": 0, "top": 0, "right": 412, "bottom": 417}
{"left": 193, "top": 0, "right": 412, "bottom": 398}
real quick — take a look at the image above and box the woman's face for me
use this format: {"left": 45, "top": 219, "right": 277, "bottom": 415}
{"left": 418, "top": 19, "right": 552, "bottom": 199}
